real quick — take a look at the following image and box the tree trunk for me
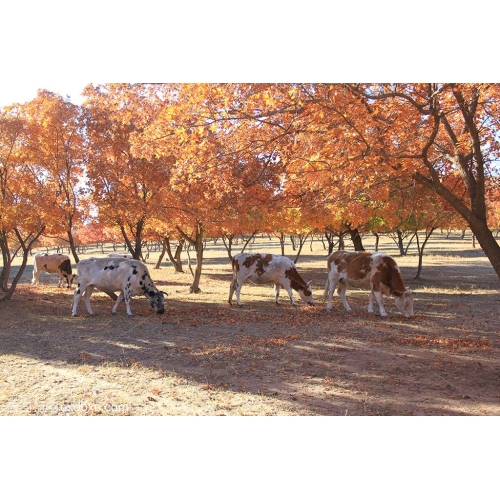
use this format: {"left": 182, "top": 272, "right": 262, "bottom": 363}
{"left": 0, "top": 227, "right": 45, "bottom": 301}
{"left": 373, "top": 232, "right": 380, "bottom": 252}
{"left": 241, "top": 230, "right": 258, "bottom": 253}
{"left": 468, "top": 219, "right": 500, "bottom": 278}
{"left": 222, "top": 234, "right": 234, "bottom": 262}
{"left": 414, "top": 227, "right": 436, "bottom": 279}
{"left": 67, "top": 227, "right": 79, "bottom": 264}
{"left": 274, "top": 232, "right": 285, "bottom": 255}
{"left": 347, "top": 227, "right": 365, "bottom": 251}
{"left": 155, "top": 238, "right": 168, "bottom": 269}
{"left": 325, "top": 231, "right": 335, "bottom": 255}
{"left": 190, "top": 236, "right": 204, "bottom": 293}
{"left": 159, "top": 236, "right": 184, "bottom": 272}
{"left": 293, "top": 233, "right": 310, "bottom": 264}
{"left": 338, "top": 233, "right": 345, "bottom": 251}
{"left": 396, "top": 230, "right": 405, "bottom": 256}
{"left": 177, "top": 222, "right": 204, "bottom": 293}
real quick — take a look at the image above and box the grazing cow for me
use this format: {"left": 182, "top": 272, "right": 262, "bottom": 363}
{"left": 228, "top": 253, "right": 314, "bottom": 307}
{"left": 107, "top": 253, "right": 133, "bottom": 259}
{"left": 72, "top": 257, "right": 166, "bottom": 317}
{"left": 32, "top": 253, "right": 76, "bottom": 288}
{"left": 324, "top": 250, "right": 414, "bottom": 317}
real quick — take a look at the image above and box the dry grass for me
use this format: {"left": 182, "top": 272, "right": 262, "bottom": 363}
{"left": 1, "top": 232, "right": 499, "bottom": 415}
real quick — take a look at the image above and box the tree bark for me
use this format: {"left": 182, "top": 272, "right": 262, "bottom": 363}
{"left": 414, "top": 227, "right": 436, "bottom": 279}
{"left": 177, "top": 222, "right": 204, "bottom": 293}
{"left": 347, "top": 226, "right": 365, "bottom": 251}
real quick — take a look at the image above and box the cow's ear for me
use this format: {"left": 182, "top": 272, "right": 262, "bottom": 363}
{"left": 307, "top": 280, "right": 312, "bottom": 286}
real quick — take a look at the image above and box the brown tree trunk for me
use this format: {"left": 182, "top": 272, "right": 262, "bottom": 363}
{"left": 67, "top": 228, "right": 79, "bottom": 263}
{"left": 0, "top": 227, "right": 45, "bottom": 301}
{"left": 293, "top": 233, "right": 310, "bottom": 264}
{"left": 347, "top": 226, "right": 365, "bottom": 251}
{"left": 177, "top": 222, "right": 204, "bottom": 293}
{"left": 158, "top": 236, "right": 184, "bottom": 272}
{"left": 222, "top": 234, "right": 234, "bottom": 262}
{"left": 414, "top": 227, "right": 436, "bottom": 279}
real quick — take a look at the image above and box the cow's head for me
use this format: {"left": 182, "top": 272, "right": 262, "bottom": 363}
{"left": 146, "top": 290, "right": 166, "bottom": 315}
{"left": 298, "top": 280, "right": 314, "bottom": 305}
{"left": 64, "top": 273, "right": 77, "bottom": 288}
{"left": 393, "top": 290, "right": 414, "bottom": 318}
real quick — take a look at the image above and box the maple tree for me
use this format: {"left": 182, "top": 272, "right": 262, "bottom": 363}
{"left": 0, "top": 104, "right": 50, "bottom": 299}
{"left": 82, "top": 84, "right": 170, "bottom": 261}
{"left": 21, "top": 90, "right": 87, "bottom": 263}
{"left": 340, "top": 84, "right": 500, "bottom": 278}
{"left": 129, "top": 84, "right": 288, "bottom": 291}
{"left": 2, "top": 83, "right": 500, "bottom": 299}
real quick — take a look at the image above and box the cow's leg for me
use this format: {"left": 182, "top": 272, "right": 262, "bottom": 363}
{"left": 72, "top": 286, "right": 82, "bottom": 316}
{"left": 234, "top": 279, "right": 244, "bottom": 307}
{"left": 72, "top": 283, "right": 93, "bottom": 316}
{"left": 83, "top": 285, "right": 95, "bottom": 315}
{"left": 123, "top": 290, "right": 134, "bottom": 316}
{"left": 32, "top": 269, "right": 40, "bottom": 285}
{"left": 111, "top": 292, "right": 125, "bottom": 315}
{"left": 337, "top": 280, "right": 352, "bottom": 311}
{"left": 228, "top": 279, "right": 237, "bottom": 305}
{"left": 281, "top": 281, "right": 296, "bottom": 306}
{"left": 368, "top": 290, "right": 375, "bottom": 313}
{"left": 325, "top": 272, "right": 340, "bottom": 311}
{"left": 274, "top": 284, "right": 284, "bottom": 305}
{"left": 371, "top": 289, "right": 388, "bottom": 316}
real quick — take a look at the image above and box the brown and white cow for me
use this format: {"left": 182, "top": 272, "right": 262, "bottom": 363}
{"left": 324, "top": 250, "right": 414, "bottom": 317}
{"left": 228, "top": 253, "right": 314, "bottom": 307}
{"left": 72, "top": 257, "right": 166, "bottom": 317}
{"left": 32, "top": 252, "right": 76, "bottom": 288}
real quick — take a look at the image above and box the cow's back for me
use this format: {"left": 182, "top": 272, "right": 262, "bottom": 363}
{"left": 77, "top": 258, "right": 140, "bottom": 290}
{"left": 34, "top": 252, "right": 71, "bottom": 273}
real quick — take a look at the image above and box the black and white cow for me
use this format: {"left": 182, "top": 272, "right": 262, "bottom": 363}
{"left": 72, "top": 257, "right": 166, "bottom": 317}
{"left": 32, "top": 252, "right": 76, "bottom": 288}
{"left": 107, "top": 253, "right": 133, "bottom": 259}
{"left": 228, "top": 253, "right": 314, "bottom": 306}
{"left": 324, "top": 250, "right": 414, "bottom": 317}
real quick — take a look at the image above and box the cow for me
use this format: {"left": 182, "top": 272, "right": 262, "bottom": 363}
{"left": 72, "top": 257, "right": 166, "bottom": 317}
{"left": 324, "top": 250, "right": 414, "bottom": 318}
{"left": 107, "top": 253, "right": 133, "bottom": 259}
{"left": 32, "top": 253, "right": 76, "bottom": 288}
{"left": 228, "top": 253, "right": 314, "bottom": 307}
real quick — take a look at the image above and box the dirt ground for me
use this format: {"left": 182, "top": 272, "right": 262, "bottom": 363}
{"left": 1, "top": 233, "right": 499, "bottom": 416}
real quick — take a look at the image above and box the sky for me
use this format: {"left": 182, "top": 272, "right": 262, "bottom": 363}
{"left": 0, "top": 81, "right": 87, "bottom": 107}
{"left": 1, "top": 1, "right": 498, "bottom": 109}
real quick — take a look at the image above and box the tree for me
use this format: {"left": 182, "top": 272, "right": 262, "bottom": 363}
{"left": 21, "top": 90, "right": 87, "bottom": 263}
{"left": 82, "top": 84, "right": 170, "bottom": 260}
{"left": 0, "top": 105, "right": 48, "bottom": 299}
{"left": 344, "top": 84, "right": 500, "bottom": 279}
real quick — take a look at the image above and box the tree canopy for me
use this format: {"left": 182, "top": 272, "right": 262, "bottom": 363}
{"left": 1, "top": 83, "right": 500, "bottom": 298}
